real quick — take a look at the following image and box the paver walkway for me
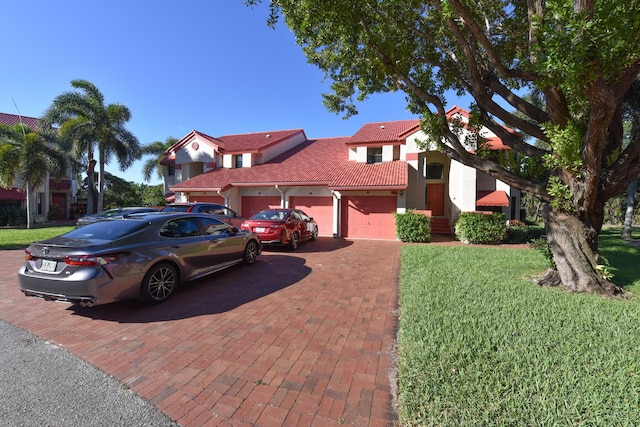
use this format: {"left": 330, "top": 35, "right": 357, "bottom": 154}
{"left": 0, "top": 238, "right": 401, "bottom": 426}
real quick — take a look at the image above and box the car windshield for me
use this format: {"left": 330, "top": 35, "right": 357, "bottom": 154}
{"left": 161, "top": 205, "right": 190, "bottom": 212}
{"left": 63, "top": 219, "right": 150, "bottom": 240}
{"left": 252, "top": 210, "right": 287, "bottom": 220}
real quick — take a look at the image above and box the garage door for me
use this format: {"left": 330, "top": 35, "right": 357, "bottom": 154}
{"left": 341, "top": 196, "right": 397, "bottom": 240}
{"left": 241, "top": 196, "right": 281, "bottom": 218}
{"left": 290, "top": 196, "right": 333, "bottom": 237}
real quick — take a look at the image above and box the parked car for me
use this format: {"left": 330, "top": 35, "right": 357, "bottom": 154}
{"left": 75, "top": 207, "right": 158, "bottom": 227}
{"left": 160, "top": 203, "right": 244, "bottom": 228}
{"left": 241, "top": 208, "right": 318, "bottom": 250}
{"left": 18, "top": 212, "right": 262, "bottom": 307}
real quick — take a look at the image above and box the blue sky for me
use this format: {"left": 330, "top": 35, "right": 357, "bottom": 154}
{"left": 1, "top": 1, "right": 456, "bottom": 185}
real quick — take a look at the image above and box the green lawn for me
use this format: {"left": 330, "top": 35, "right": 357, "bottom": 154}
{"left": 0, "top": 226, "right": 75, "bottom": 250}
{"left": 397, "top": 228, "right": 640, "bottom": 426}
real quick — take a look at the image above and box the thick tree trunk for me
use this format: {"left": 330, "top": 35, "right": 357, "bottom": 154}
{"left": 537, "top": 205, "right": 623, "bottom": 296}
{"left": 621, "top": 179, "right": 637, "bottom": 240}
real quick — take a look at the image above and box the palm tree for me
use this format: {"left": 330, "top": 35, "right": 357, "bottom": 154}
{"left": 43, "top": 79, "right": 141, "bottom": 214}
{"left": 141, "top": 136, "right": 178, "bottom": 182}
{"left": 0, "top": 124, "right": 67, "bottom": 228}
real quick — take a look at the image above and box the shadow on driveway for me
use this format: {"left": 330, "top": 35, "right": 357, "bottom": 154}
{"left": 68, "top": 253, "right": 311, "bottom": 323}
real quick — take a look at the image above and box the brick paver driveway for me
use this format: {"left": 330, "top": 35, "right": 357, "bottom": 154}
{"left": 0, "top": 237, "right": 401, "bottom": 426}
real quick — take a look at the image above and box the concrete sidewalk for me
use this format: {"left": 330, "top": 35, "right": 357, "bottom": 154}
{"left": 0, "top": 238, "right": 401, "bottom": 426}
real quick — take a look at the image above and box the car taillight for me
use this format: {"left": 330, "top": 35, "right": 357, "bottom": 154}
{"left": 63, "top": 253, "right": 125, "bottom": 266}
{"left": 24, "top": 249, "right": 35, "bottom": 261}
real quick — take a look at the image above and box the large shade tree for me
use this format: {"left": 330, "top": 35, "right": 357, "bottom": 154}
{"left": 44, "top": 80, "right": 141, "bottom": 214}
{"left": 0, "top": 124, "right": 67, "bottom": 228}
{"left": 251, "top": 0, "right": 640, "bottom": 296}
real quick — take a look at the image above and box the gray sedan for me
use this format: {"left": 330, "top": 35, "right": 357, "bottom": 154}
{"left": 18, "top": 212, "right": 262, "bottom": 307}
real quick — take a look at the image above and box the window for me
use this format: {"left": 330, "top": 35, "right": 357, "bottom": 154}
{"left": 367, "top": 147, "right": 383, "bottom": 164}
{"left": 168, "top": 164, "right": 175, "bottom": 176}
{"left": 426, "top": 163, "right": 444, "bottom": 180}
{"left": 160, "top": 218, "right": 200, "bottom": 238}
{"left": 36, "top": 192, "right": 45, "bottom": 216}
{"left": 235, "top": 155, "right": 243, "bottom": 168}
{"left": 199, "top": 217, "right": 230, "bottom": 235}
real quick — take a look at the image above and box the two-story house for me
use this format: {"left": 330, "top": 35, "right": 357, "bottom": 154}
{"left": 163, "top": 106, "right": 521, "bottom": 240}
{"left": 0, "top": 112, "right": 77, "bottom": 222}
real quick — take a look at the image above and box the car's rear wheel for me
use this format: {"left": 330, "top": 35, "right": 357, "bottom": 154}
{"left": 140, "top": 263, "right": 177, "bottom": 304}
{"left": 290, "top": 231, "right": 299, "bottom": 250}
{"left": 243, "top": 240, "right": 259, "bottom": 265}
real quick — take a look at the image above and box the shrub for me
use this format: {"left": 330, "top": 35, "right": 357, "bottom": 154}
{"left": 504, "top": 220, "right": 546, "bottom": 244}
{"left": 0, "top": 207, "right": 25, "bottom": 226}
{"left": 454, "top": 212, "right": 506, "bottom": 244}
{"left": 395, "top": 210, "right": 431, "bottom": 242}
{"left": 47, "top": 204, "right": 61, "bottom": 221}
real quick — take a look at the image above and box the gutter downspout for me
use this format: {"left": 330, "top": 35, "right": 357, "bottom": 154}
{"left": 331, "top": 190, "right": 341, "bottom": 238}
{"left": 275, "top": 185, "right": 287, "bottom": 208}
{"left": 217, "top": 190, "right": 230, "bottom": 208}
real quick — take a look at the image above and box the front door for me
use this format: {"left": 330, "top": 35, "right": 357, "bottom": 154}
{"left": 51, "top": 193, "right": 66, "bottom": 220}
{"left": 426, "top": 184, "right": 445, "bottom": 216}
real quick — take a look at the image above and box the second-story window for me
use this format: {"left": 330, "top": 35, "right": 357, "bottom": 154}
{"left": 235, "top": 155, "right": 243, "bottom": 168}
{"left": 426, "top": 162, "right": 444, "bottom": 180}
{"left": 367, "top": 147, "right": 383, "bottom": 164}
{"left": 168, "top": 164, "right": 175, "bottom": 176}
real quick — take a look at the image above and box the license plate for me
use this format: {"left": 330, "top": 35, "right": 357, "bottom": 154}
{"left": 41, "top": 259, "right": 57, "bottom": 272}
{"left": 255, "top": 227, "right": 265, "bottom": 233}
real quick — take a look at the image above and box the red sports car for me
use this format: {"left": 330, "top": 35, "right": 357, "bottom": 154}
{"left": 241, "top": 208, "right": 318, "bottom": 250}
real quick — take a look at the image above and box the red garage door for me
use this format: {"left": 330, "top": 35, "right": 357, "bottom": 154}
{"left": 341, "top": 196, "right": 397, "bottom": 240}
{"left": 290, "top": 196, "right": 333, "bottom": 237}
{"left": 241, "top": 196, "right": 281, "bottom": 218}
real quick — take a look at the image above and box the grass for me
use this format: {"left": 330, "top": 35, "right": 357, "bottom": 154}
{"left": 0, "top": 225, "right": 75, "bottom": 250}
{"left": 397, "top": 228, "right": 640, "bottom": 426}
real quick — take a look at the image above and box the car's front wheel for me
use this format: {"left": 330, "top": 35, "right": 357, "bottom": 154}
{"left": 140, "top": 263, "right": 177, "bottom": 304}
{"left": 243, "top": 240, "right": 259, "bottom": 265}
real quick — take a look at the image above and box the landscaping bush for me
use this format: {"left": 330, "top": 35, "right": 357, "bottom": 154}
{"left": 454, "top": 212, "right": 506, "bottom": 244}
{"left": 0, "top": 207, "right": 25, "bottom": 226}
{"left": 47, "top": 203, "right": 61, "bottom": 221}
{"left": 395, "top": 210, "right": 431, "bottom": 242}
{"left": 504, "top": 219, "right": 546, "bottom": 244}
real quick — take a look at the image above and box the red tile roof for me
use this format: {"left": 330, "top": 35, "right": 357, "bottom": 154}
{"left": 218, "top": 129, "right": 306, "bottom": 154}
{"left": 0, "top": 112, "right": 41, "bottom": 130}
{"left": 481, "top": 136, "right": 511, "bottom": 150}
{"left": 476, "top": 190, "right": 510, "bottom": 207}
{"left": 162, "top": 129, "right": 306, "bottom": 160}
{"left": 346, "top": 120, "right": 420, "bottom": 146}
{"left": 171, "top": 137, "right": 408, "bottom": 192}
{"left": 165, "top": 130, "right": 223, "bottom": 156}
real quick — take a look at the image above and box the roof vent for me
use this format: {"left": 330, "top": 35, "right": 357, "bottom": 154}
{"left": 266, "top": 134, "right": 271, "bottom": 138}
{"left": 380, "top": 125, "right": 385, "bottom": 129}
